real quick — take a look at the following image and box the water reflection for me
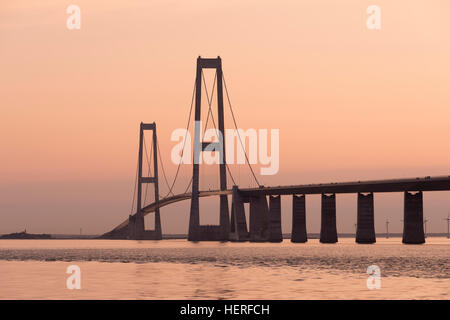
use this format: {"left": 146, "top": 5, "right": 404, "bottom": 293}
{"left": 0, "top": 238, "right": 449, "bottom": 299}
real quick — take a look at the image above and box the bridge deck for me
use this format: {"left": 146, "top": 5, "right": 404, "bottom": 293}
{"left": 105, "top": 175, "right": 450, "bottom": 235}
{"left": 240, "top": 175, "right": 450, "bottom": 196}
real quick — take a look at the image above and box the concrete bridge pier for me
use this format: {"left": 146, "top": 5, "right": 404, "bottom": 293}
{"left": 154, "top": 212, "right": 162, "bottom": 240}
{"left": 128, "top": 213, "right": 145, "bottom": 240}
{"left": 249, "top": 195, "right": 270, "bottom": 242}
{"left": 320, "top": 194, "right": 338, "bottom": 243}
{"left": 219, "top": 195, "right": 231, "bottom": 241}
{"left": 141, "top": 212, "right": 162, "bottom": 240}
{"left": 230, "top": 186, "right": 249, "bottom": 241}
{"left": 291, "top": 194, "right": 307, "bottom": 243}
{"left": 268, "top": 195, "right": 283, "bottom": 242}
{"left": 402, "top": 191, "right": 425, "bottom": 244}
{"left": 128, "top": 215, "right": 136, "bottom": 239}
{"left": 356, "top": 193, "right": 376, "bottom": 244}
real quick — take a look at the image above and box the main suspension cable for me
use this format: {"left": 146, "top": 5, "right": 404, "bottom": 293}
{"left": 142, "top": 135, "right": 153, "bottom": 205}
{"left": 157, "top": 139, "right": 174, "bottom": 197}
{"left": 165, "top": 72, "right": 217, "bottom": 198}
{"left": 162, "top": 79, "right": 196, "bottom": 198}
{"left": 201, "top": 71, "right": 237, "bottom": 187}
{"left": 130, "top": 155, "right": 139, "bottom": 214}
{"left": 222, "top": 72, "right": 261, "bottom": 187}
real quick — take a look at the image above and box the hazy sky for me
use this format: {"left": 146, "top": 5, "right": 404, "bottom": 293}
{"left": 1, "top": 1, "right": 450, "bottom": 235}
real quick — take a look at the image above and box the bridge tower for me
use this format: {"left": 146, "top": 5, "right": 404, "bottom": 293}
{"left": 188, "top": 57, "right": 230, "bottom": 241}
{"left": 128, "top": 122, "right": 162, "bottom": 240}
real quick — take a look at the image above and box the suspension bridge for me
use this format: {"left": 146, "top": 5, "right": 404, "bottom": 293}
{"left": 101, "top": 56, "right": 450, "bottom": 244}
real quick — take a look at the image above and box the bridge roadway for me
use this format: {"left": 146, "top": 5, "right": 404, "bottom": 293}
{"left": 107, "top": 175, "right": 450, "bottom": 234}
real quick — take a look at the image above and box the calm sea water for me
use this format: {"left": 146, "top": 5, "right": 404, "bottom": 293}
{"left": 0, "top": 238, "right": 449, "bottom": 299}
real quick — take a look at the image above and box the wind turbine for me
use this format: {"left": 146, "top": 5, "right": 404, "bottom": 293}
{"left": 385, "top": 218, "right": 389, "bottom": 239}
{"left": 400, "top": 218, "right": 404, "bottom": 237}
{"left": 423, "top": 217, "right": 430, "bottom": 238}
{"left": 443, "top": 214, "right": 450, "bottom": 238}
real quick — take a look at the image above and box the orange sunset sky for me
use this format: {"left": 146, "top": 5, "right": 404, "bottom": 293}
{"left": 1, "top": 1, "right": 450, "bottom": 235}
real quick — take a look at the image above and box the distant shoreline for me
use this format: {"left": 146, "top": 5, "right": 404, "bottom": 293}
{"left": 1, "top": 232, "right": 449, "bottom": 240}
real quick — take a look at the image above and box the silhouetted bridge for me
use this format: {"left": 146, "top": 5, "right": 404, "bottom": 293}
{"left": 102, "top": 57, "right": 450, "bottom": 244}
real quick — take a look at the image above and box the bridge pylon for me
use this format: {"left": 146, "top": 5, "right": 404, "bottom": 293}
{"left": 188, "top": 56, "right": 230, "bottom": 241}
{"left": 291, "top": 194, "right": 307, "bottom": 243}
{"left": 356, "top": 192, "right": 376, "bottom": 244}
{"left": 402, "top": 191, "right": 425, "bottom": 244}
{"left": 128, "top": 122, "right": 162, "bottom": 240}
{"left": 320, "top": 193, "right": 338, "bottom": 243}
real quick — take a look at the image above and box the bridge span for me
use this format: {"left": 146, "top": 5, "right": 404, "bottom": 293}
{"left": 102, "top": 57, "right": 449, "bottom": 244}
{"left": 102, "top": 175, "right": 450, "bottom": 243}
{"left": 240, "top": 176, "right": 450, "bottom": 196}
